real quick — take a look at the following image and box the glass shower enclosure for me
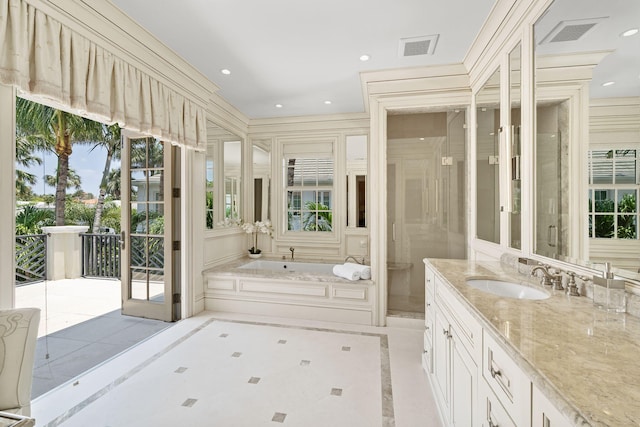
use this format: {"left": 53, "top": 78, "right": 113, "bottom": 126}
{"left": 386, "top": 110, "right": 467, "bottom": 317}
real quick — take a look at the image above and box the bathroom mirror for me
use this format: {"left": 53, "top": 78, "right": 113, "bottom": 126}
{"left": 509, "top": 42, "right": 522, "bottom": 250}
{"left": 252, "top": 139, "right": 271, "bottom": 221}
{"left": 205, "top": 120, "right": 243, "bottom": 228}
{"left": 346, "top": 135, "right": 367, "bottom": 228}
{"left": 533, "top": 0, "right": 640, "bottom": 279}
{"left": 476, "top": 68, "right": 501, "bottom": 244}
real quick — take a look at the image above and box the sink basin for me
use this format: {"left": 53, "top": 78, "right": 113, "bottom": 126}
{"left": 465, "top": 279, "right": 550, "bottom": 300}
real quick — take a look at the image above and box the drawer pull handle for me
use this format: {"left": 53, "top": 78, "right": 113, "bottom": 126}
{"left": 490, "top": 366, "right": 502, "bottom": 379}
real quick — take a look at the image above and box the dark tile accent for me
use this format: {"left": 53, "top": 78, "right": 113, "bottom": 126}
{"left": 232, "top": 352, "right": 242, "bottom": 358}
{"left": 299, "top": 359, "right": 310, "bottom": 366}
{"left": 278, "top": 339, "right": 287, "bottom": 344}
{"left": 181, "top": 398, "right": 197, "bottom": 407}
{"left": 174, "top": 367, "right": 188, "bottom": 374}
{"left": 330, "top": 387, "right": 343, "bottom": 396}
{"left": 219, "top": 333, "right": 229, "bottom": 338}
{"left": 248, "top": 377, "right": 261, "bottom": 384}
{"left": 341, "top": 346, "right": 351, "bottom": 352}
{"left": 272, "top": 412, "right": 287, "bottom": 423}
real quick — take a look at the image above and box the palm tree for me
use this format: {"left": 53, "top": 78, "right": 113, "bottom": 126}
{"left": 105, "top": 168, "right": 122, "bottom": 199}
{"left": 92, "top": 124, "right": 121, "bottom": 233}
{"left": 15, "top": 131, "right": 45, "bottom": 200}
{"left": 45, "top": 168, "right": 82, "bottom": 190}
{"left": 16, "top": 97, "right": 104, "bottom": 225}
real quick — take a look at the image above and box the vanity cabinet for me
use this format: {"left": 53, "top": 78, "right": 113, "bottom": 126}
{"left": 427, "top": 266, "right": 481, "bottom": 427}
{"left": 532, "top": 384, "right": 572, "bottom": 427}
{"left": 423, "top": 262, "right": 569, "bottom": 427}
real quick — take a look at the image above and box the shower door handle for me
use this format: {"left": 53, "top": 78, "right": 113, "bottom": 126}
{"left": 392, "top": 223, "right": 396, "bottom": 242}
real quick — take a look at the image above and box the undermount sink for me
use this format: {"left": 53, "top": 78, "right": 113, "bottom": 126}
{"left": 465, "top": 278, "right": 550, "bottom": 300}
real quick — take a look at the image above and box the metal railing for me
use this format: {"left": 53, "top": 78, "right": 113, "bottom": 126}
{"left": 81, "top": 233, "right": 121, "bottom": 278}
{"left": 15, "top": 234, "right": 47, "bottom": 285}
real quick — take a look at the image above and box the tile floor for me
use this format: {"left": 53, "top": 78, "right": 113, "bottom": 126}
{"left": 31, "top": 312, "right": 443, "bottom": 427}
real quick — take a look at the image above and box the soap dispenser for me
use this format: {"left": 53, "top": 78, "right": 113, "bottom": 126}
{"left": 592, "top": 262, "right": 626, "bottom": 312}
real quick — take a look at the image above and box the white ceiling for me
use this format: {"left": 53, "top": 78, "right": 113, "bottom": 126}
{"left": 535, "top": 0, "right": 640, "bottom": 99}
{"left": 109, "top": 0, "right": 496, "bottom": 119}
{"left": 110, "top": 0, "right": 638, "bottom": 120}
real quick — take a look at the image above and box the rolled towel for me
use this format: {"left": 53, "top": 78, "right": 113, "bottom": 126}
{"left": 344, "top": 262, "right": 371, "bottom": 280}
{"left": 333, "top": 264, "right": 361, "bottom": 281}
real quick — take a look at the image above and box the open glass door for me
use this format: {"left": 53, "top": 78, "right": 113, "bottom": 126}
{"left": 121, "top": 132, "right": 174, "bottom": 321}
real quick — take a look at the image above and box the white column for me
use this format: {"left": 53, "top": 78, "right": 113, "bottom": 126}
{"left": 41, "top": 226, "right": 89, "bottom": 280}
{"left": 0, "top": 84, "right": 16, "bottom": 309}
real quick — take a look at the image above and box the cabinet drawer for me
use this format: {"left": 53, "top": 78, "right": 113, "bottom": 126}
{"left": 425, "top": 265, "right": 436, "bottom": 297}
{"left": 422, "top": 336, "right": 433, "bottom": 374}
{"left": 435, "top": 277, "right": 482, "bottom": 358}
{"left": 479, "top": 379, "right": 517, "bottom": 427}
{"left": 483, "top": 331, "right": 531, "bottom": 427}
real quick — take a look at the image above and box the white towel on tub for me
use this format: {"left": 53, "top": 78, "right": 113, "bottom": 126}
{"left": 344, "top": 262, "right": 371, "bottom": 280}
{"left": 333, "top": 264, "right": 361, "bottom": 281}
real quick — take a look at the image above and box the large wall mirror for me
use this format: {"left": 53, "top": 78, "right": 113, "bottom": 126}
{"left": 534, "top": 0, "right": 640, "bottom": 279}
{"left": 205, "top": 120, "right": 243, "bottom": 229}
{"left": 476, "top": 68, "right": 501, "bottom": 244}
{"left": 252, "top": 139, "right": 271, "bottom": 222}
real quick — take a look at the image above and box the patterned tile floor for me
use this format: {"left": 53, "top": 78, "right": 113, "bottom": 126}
{"left": 32, "top": 312, "right": 442, "bottom": 427}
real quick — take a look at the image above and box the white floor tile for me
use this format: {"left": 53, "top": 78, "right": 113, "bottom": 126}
{"left": 32, "top": 312, "right": 443, "bottom": 427}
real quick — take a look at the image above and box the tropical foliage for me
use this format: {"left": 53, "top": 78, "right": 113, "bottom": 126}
{"left": 15, "top": 205, "right": 54, "bottom": 235}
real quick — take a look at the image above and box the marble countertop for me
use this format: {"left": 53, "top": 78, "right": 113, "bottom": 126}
{"left": 425, "top": 258, "right": 640, "bottom": 427}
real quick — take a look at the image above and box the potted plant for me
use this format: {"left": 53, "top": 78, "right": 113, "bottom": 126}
{"left": 241, "top": 220, "right": 273, "bottom": 258}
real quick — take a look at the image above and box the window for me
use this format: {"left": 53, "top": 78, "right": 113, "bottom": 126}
{"left": 285, "top": 158, "right": 333, "bottom": 231}
{"left": 588, "top": 149, "right": 639, "bottom": 239}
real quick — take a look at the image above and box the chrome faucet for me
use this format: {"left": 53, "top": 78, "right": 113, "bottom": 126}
{"left": 344, "top": 255, "right": 365, "bottom": 265}
{"left": 531, "top": 265, "right": 564, "bottom": 290}
{"left": 289, "top": 247, "right": 295, "bottom": 261}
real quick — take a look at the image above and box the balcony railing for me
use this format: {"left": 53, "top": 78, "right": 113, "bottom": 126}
{"left": 81, "top": 233, "right": 121, "bottom": 279}
{"left": 15, "top": 234, "right": 47, "bottom": 285}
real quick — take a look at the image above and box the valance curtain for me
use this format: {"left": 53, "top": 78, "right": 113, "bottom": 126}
{"left": 0, "top": 0, "right": 206, "bottom": 148}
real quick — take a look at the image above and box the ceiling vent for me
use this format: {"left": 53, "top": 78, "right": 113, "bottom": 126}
{"left": 399, "top": 34, "right": 439, "bottom": 57}
{"left": 539, "top": 17, "right": 607, "bottom": 44}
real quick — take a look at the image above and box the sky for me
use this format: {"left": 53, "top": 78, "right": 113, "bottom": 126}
{"left": 23, "top": 144, "right": 121, "bottom": 198}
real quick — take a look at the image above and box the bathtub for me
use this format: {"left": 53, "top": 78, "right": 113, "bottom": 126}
{"left": 238, "top": 260, "right": 335, "bottom": 275}
{"left": 204, "top": 258, "right": 375, "bottom": 325}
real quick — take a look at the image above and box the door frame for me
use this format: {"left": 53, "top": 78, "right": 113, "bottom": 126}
{"left": 120, "top": 130, "right": 175, "bottom": 321}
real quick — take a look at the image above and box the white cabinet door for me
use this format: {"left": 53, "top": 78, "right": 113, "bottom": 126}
{"left": 532, "top": 384, "right": 572, "bottom": 427}
{"left": 433, "top": 307, "right": 452, "bottom": 422}
{"left": 451, "top": 334, "right": 476, "bottom": 427}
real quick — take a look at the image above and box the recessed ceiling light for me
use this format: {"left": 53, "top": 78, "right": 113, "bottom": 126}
{"left": 275, "top": 104, "right": 283, "bottom": 108}
{"left": 602, "top": 81, "right": 615, "bottom": 87}
{"left": 221, "top": 69, "right": 231, "bottom": 75}
{"left": 360, "top": 54, "right": 370, "bottom": 62}
{"left": 622, "top": 28, "right": 639, "bottom": 37}
{"left": 324, "top": 100, "right": 332, "bottom": 105}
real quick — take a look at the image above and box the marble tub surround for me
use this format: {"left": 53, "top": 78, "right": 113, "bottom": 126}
{"left": 204, "top": 258, "right": 376, "bottom": 325}
{"left": 426, "top": 258, "right": 640, "bottom": 426}
{"left": 205, "top": 257, "right": 374, "bottom": 284}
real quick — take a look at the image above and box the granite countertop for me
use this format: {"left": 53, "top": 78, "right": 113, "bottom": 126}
{"left": 204, "top": 257, "right": 373, "bottom": 285}
{"left": 425, "top": 258, "right": 640, "bottom": 427}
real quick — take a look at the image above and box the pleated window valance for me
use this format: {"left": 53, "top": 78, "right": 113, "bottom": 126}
{"left": 0, "top": 0, "right": 206, "bottom": 148}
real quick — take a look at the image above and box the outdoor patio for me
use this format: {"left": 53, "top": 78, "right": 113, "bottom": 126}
{"left": 15, "top": 278, "right": 172, "bottom": 398}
